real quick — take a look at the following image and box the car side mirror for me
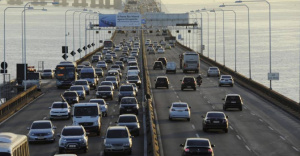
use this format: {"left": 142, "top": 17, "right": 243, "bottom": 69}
{"left": 211, "top": 144, "right": 215, "bottom": 147}
{"left": 189, "top": 106, "right": 191, "bottom": 108}
{"left": 57, "top": 134, "right": 61, "bottom": 137}
{"left": 53, "top": 126, "right": 57, "bottom": 129}
{"left": 180, "top": 144, "right": 184, "bottom": 147}
{"left": 49, "top": 107, "right": 51, "bottom": 109}
{"left": 226, "top": 115, "right": 229, "bottom": 118}
{"left": 27, "top": 127, "right": 30, "bottom": 130}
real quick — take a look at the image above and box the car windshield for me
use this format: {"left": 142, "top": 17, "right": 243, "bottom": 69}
{"left": 157, "top": 78, "right": 167, "bottom": 82}
{"left": 31, "top": 122, "right": 51, "bottom": 129}
{"left": 106, "top": 130, "right": 128, "bottom": 138}
{"left": 95, "top": 69, "right": 102, "bottom": 72}
{"left": 106, "top": 77, "right": 116, "bottom": 81}
{"left": 75, "top": 81, "right": 87, "bottom": 85}
{"left": 62, "top": 128, "right": 84, "bottom": 136}
{"left": 98, "top": 62, "right": 105, "bottom": 64}
{"left": 70, "top": 86, "right": 83, "bottom": 91}
{"left": 226, "top": 96, "right": 241, "bottom": 102}
{"left": 187, "top": 140, "right": 209, "bottom": 147}
{"left": 81, "top": 73, "right": 94, "bottom": 78}
{"left": 173, "top": 104, "right": 187, "bottom": 108}
{"left": 207, "top": 113, "right": 225, "bottom": 118}
{"left": 98, "top": 87, "right": 111, "bottom": 91}
{"left": 74, "top": 106, "right": 98, "bottom": 116}
{"left": 210, "top": 67, "right": 218, "bottom": 70}
{"left": 52, "top": 103, "right": 67, "bottom": 108}
{"left": 101, "top": 82, "right": 112, "bottom": 86}
{"left": 119, "top": 116, "right": 137, "bottom": 123}
{"left": 120, "top": 86, "right": 133, "bottom": 91}
{"left": 121, "top": 98, "right": 137, "bottom": 104}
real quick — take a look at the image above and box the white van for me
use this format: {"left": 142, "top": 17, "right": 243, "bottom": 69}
{"left": 72, "top": 103, "right": 101, "bottom": 135}
{"left": 80, "top": 66, "right": 98, "bottom": 89}
{"left": 183, "top": 52, "right": 199, "bottom": 73}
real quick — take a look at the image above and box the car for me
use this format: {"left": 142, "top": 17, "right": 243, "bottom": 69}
{"left": 169, "top": 42, "right": 176, "bottom": 47}
{"left": 160, "top": 40, "right": 166, "bottom": 46}
{"left": 127, "top": 83, "right": 138, "bottom": 95}
{"left": 202, "top": 111, "right": 229, "bottom": 133}
{"left": 107, "top": 69, "right": 122, "bottom": 79}
{"left": 147, "top": 45, "right": 154, "bottom": 51}
{"left": 127, "top": 66, "right": 140, "bottom": 75}
{"left": 115, "top": 61, "right": 125, "bottom": 70}
{"left": 207, "top": 67, "right": 220, "bottom": 77}
{"left": 104, "top": 126, "right": 133, "bottom": 155}
{"left": 105, "top": 76, "right": 119, "bottom": 89}
{"left": 62, "top": 91, "right": 79, "bottom": 104}
{"left": 95, "top": 68, "right": 104, "bottom": 77}
{"left": 116, "top": 114, "right": 140, "bottom": 136}
{"left": 223, "top": 94, "right": 243, "bottom": 111}
{"left": 49, "top": 101, "right": 71, "bottom": 120}
{"left": 155, "top": 45, "right": 162, "bottom": 51}
{"left": 100, "top": 81, "right": 115, "bottom": 90}
{"left": 81, "top": 61, "right": 91, "bottom": 67}
{"left": 96, "top": 61, "right": 107, "bottom": 69}
{"left": 58, "top": 126, "right": 88, "bottom": 153}
{"left": 41, "top": 69, "right": 54, "bottom": 79}
{"left": 181, "top": 76, "right": 197, "bottom": 91}
{"left": 169, "top": 102, "right": 191, "bottom": 121}
{"left": 148, "top": 47, "right": 156, "bottom": 54}
{"left": 155, "top": 76, "right": 169, "bottom": 89}
{"left": 157, "top": 48, "right": 165, "bottom": 53}
{"left": 92, "top": 55, "right": 101, "bottom": 63}
{"left": 153, "top": 61, "right": 163, "bottom": 70}
{"left": 180, "top": 138, "right": 215, "bottom": 156}
{"left": 127, "top": 56, "right": 137, "bottom": 63}
{"left": 165, "top": 44, "right": 171, "bottom": 49}
{"left": 110, "top": 52, "right": 117, "bottom": 59}
{"left": 219, "top": 75, "right": 234, "bottom": 87}
{"left": 157, "top": 57, "right": 167, "bottom": 66}
{"left": 89, "top": 99, "right": 108, "bottom": 117}
{"left": 96, "top": 85, "right": 114, "bottom": 100}
{"left": 130, "top": 51, "right": 138, "bottom": 57}
{"left": 27, "top": 120, "right": 56, "bottom": 143}
{"left": 94, "top": 52, "right": 103, "bottom": 59}
{"left": 166, "top": 62, "right": 176, "bottom": 74}
{"left": 102, "top": 47, "right": 109, "bottom": 54}
{"left": 73, "top": 79, "right": 90, "bottom": 95}
{"left": 119, "top": 97, "right": 139, "bottom": 115}
{"left": 104, "top": 55, "right": 113, "bottom": 63}
{"left": 77, "top": 65, "right": 85, "bottom": 73}
{"left": 69, "top": 85, "right": 86, "bottom": 100}
{"left": 126, "top": 75, "right": 141, "bottom": 88}
{"left": 115, "top": 46, "right": 122, "bottom": 51}
{"left": 110, "top": 65, "right": 121, "bottom": 73}
{"left": 118, "top": 84, "right": 136, "bottom": 102}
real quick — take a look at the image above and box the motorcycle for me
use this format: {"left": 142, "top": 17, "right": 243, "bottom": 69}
{"left": 197, "top": 79, "right": 202, "bottom": 86}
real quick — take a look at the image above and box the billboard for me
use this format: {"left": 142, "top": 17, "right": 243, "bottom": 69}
{"left": 143, "top": 12, "right": 189, "bottom": 27}
{"left": 99, "top": 13, "right": 141, "bottom": 27}
{"left": 99, "top": 14, "right": 116, "bottom": 27}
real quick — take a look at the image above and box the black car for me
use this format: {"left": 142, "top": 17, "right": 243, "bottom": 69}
{"left": 92, "top": 55, "right": 101, "bottom": 63}
{"left": 62, "top": 91, "right": 79, "bottom": 104}
{"left": 96, "top": 85, "right": 114, "bottom": 100}
{"left": 153, "top": 61, "right": 163, "bottom": 70}
{"left": 119, "top": 97, "right": 139, "bottom": 115}
{"left": 126, "top": 75, "right": 141, "bottom": 88}
{"left": 95, "top": 68, "right": 104, "bottom": 77}
{"left": 181, "top": 76, "right": 197, "bottom": 91}
{"left": 202, "top": 111, "right": 229, "bottom": 133}
{"left": 115, "top": 61, "right": 125, "bottom": 70}
{"left": 223, "top": 94, "right": 243, "bottom": 111}
{"left": 180, "top": 138, "right": 215, "bottom": 156}
{"left": 155, "top": 76, "right": 169, "bottom": 89}
{"left": 157, "top": 57, "right": 167, "bottom": 66}
{"left": 118, "top": 84, "right": 136, "bottom": 102}
{"left": 116, "top": 114, "right": 140, "bottom": 136}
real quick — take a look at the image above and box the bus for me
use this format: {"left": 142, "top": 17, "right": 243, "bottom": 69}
{"left": 103, "top": 39, "right": 114, "bottom": 50}
{"left": 55, "top": 61, "right": 77, "bottom": 88}
{"left": 0, "top": 132, "right": 30, "bottom": 156}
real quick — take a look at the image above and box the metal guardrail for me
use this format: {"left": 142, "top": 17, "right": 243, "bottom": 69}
{"left": 0, "top": 85, "right": 40, "bottom": 123}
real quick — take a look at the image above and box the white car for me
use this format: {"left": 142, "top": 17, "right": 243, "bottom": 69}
{"left": 73, "top": 79, "right": 90, "bottom": 95}
{"left": 219, "top": 75, "right": 234, "bottom": 87}
{"left": 49, "top": 101, "right": 71, "bottom": 120}
{"left": 157, "top": 48, "right": 165, "bottom": 54}
{"left": 169, "top": 102, "right": 191, "bottom": 121}
{"left": 89, "top": 99, "right": 108, "bottom": 117}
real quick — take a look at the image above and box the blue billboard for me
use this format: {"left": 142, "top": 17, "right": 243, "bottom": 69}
{"left": 99, "top": 14, "right": 116, "bottom": 27}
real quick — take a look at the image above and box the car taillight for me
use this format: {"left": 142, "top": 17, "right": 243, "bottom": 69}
{"left": 171, "top": 109, "right": 176, "bottom": 111}
{"left": 208, "top": 148, "right": 212, "bottom": 153}
{"left": 185, "top": 148, "right": 189, "bottom": 152}
{"left": 184, "top": 63, "right": 187, "bottom": 68}
{"left": 182, "top": 82, "right": 184, "bottom": 84}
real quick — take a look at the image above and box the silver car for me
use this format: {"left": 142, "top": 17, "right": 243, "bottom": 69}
{"left": 219, "top": 75, "right": 234, "bottom": 87}
{"left": 73, "top": 80, "right": 90, "bottom": 95}
{"left": 207, "top": 67, "right": 220, "bottom": 77}
{"left": 69, "top": 85, "right": 86, "bottom": 100}
{"left": 58, "top": 126, "right": 88, "bottom": 153}
{"left": 89, "top": 99, "right": 108, "bottom": 117}
{"left": 96, "top": 61, "right": 107, "bottom": 69}
{"left": 27, "top": 120, "right": 56, "bottom": 143}
{"left": 169, "top": 102, "right": 191, "bottom": 121}
{"left": 116, "top": 114, "right": 140, "bottom": 136}
{"left": 41, "top": 69, "right": 54, "bottom": 79}
{"left": 104, "top": 126, "right": 133, "bottom": 155}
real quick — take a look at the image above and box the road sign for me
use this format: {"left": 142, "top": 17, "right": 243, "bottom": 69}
{"left": 62, "top": 46, "right": 68, "bottom": 53}
{"left": 88, "top": 44, "right": 91, "bottom": 48}
{"left": 1, "top": 62, "right": 8, "bottom": 69}
{"left": 141, "top": 19, "right": 146, "bottom": 24}
{"left": 77, "top": 48, "right": 82, "bottom": 53}
{"left": 62, "top": 54, "right": 68, "bottom": 60}
{"left": 91, "top": 43, "right": 95, "bottom": 47}
{"left": 70, "top": 51, "right": 76, "bottom": 56}
{"left": 83, "top": 46, "right": 87, "bottom": 50}
{"left": 99, "top": 40, "right": 103, "bottom": 43}
{"left": 0, "top": 70, "right": 7, "bottom": 73}
{"left": 268, "top": 73, "right": 279, "bottom": 80}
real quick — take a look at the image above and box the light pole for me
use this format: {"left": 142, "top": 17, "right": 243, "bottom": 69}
{"left": 72, "top": 9, "right": 87, "bottom": 61}
{"left": 220, "top": 3, "right": 251, "bottom": 79}
{"left": 65, "top": 9, "right": 85, "bottom": 48}
{"left": 210, "top": 9, "right": 217, "bottom": 61}
{"left": 23, "top": 1, "right": 59, "bottom": 91}
{"left": 236, "top": 0, "right": 272, "bottom": 87}
{"left": 84, "top": 11, "right": 93, "bottom": 55}
{"left": 200, "top": 8, "right": 210, "bottom": 58}
{"left": 212, "top": 9, "right": 225, "bottom": 66}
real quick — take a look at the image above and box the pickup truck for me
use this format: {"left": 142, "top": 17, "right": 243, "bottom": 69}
{"left": 22, "top": 72, "right": 41, "bottom": 91}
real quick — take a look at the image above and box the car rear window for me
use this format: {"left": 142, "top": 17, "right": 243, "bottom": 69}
{"left": 63, "top": 92, "right": 76, "bottom": 96}
{"left": 207, "top": 113, "right": 225, "bottom": 118}
{"left": 107, "top": 130, "right": 128, "bottom": 138}
{"left": 120, "top": 86, "right": 133, "bottom": 91}
{"left": 157, "top": 78, "right": 167, "bottom": 82}
{"left": 173, "top": 104, "right": 187, "bottom": 107}
{"left": 184, "top": 78, "right": 194, "bottom": 82}
{"left": 53, "top": 103, "right": 67, "bottom": 108}
{"left": 44, "top": 70, "right": 52, "bottom": 72}
{"left": 226, "top": 96, "right": 241, "bottom": 102}
{"left": 31, "top": 122, "right": 51, "bottom": 129}
{"left": 187, "top": 140, "right": 209, "bottom": 147}
{"left": 70, "top": 86, "right": 83, "bottom": 90}
{"left": 75, "top": 81, "right": 88, "bottom": 85}
{"left": 222, "top": 76, "right": 232, "bottom": 79}
{"left": 210, "top": 67, "right": 218, "bottom": 70}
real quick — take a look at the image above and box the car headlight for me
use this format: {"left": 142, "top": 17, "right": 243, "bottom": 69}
{"left": 96, "top": 92, "right": 99, "bottom": 95}
{"left": 50, "top": 111, "right": 55, "bottom": 113}
{"left": 31, "top": 133, "right": 36, "bottom": 136}
{"left": 94, "top": 121, "right": 98, "bottom": 125}
{"left": 205, "top": 120, "right": 211, "bottom": 123}
{"left": 105, "top": 143, "right": 112, "bottom": 148}
{"left": 123, "top": 143, "right": 130, "bottom": 147}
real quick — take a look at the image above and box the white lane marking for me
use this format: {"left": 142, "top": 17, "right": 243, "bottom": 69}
{"left": 259, "top": 119, "right": 263, "bottom": 122}
{"left": 176, "top": 96, "right": 179, "bottom": 99}
{"left": 100, "top": 151, "right": 103, "bottom": 156}
{"left": 251, "top": 112, "right": 256, "bottom": 116}
{"left": 212, "top": 106, "right": 215, "bottom": 109}
{"left": 245, "top": 145, "right": 251, "bottom": 151}
{"left": 43, "top": 116, "right": 47, "bottom": 120}
{"left": 236, "top": 135, "right": 241, "bottom": 140}
{"left": 268, "top": 126, "right": 274, "bottom": 131}
{"left": 113, "top": 109, "right": 116, "bottom": 112}
{"left": 196, "top": 134, "right": 199, "bottom": 138}
{"left": 191, "top": 125, "right": 195, "bottom": 129}
{"left": 207, "top": 101, "right": 210, "bottom": 104}
{"left": 203, "top": 96, "right": 207, "bottom": 99}
{"left": 115, "top": 104, "right": 117, "bottom": 107}
{"left": 109, "top": 122, "right": 112, "bottom": 125}
{"left": 229, "top": 126, "right": 233, "bottom": 130}
{"left": 244, "top": 106, "right": 248, "bottom": 109}
{"left": 292, "top": 146, "right": 299, "bottom": 152}
{"left": 111, "top": 115, "right": 114, "bottom": 118}
{"left": 280, "top": 136, "right": 286, "bottom": 141}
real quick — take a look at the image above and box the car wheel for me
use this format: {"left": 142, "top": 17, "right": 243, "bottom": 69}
{"left": 136, "top": 111, "right": 139, "bottom": 115}
{"left": 174, "top": 71, "right": 176, "bottom": 74}
{"left": 224, "top": 128, "right": 229, "bottom": 133}
{"left": 219, "top": 84, "right": 221, "bottom": 87}
{"left": 59, "top": 148, "right": 64, "bottom": 154}
{"left": 128, "top": 149, "right": 132, "bottom": 155}
{"left": 239, "top": 106, "right": 243, "bottom": 111}
{"left": 155, "top": 86, "right": 157, "bottom": 89}
{"left": 87, "top": 91, "right": 90, "bottom": 95}
{"left": 136, "top": 131, "right": 140, "bottom": 136}
{"left": 153, "top": 68, "right": 155, "bottom": 70}
{"left": 193, "top": 87, "right": 196, "bottom": 91}
{"left": 207, "top": 74, "right": 209, "bottom": 77}
{"left": 169, "top": 116, "right": 172, "bottom": 120}
{"left": 97, "top": 130, "right": 100, "bottom": 136}
{"left": 203, "top": 127, "right": 207, "bottom": 132}
{"left": 231, "top": 84, "right": 234, "bottom": 87}
{"left": 181, "top": 87, "right": 183, "bottom": 91}
{"left": 83, "top": 147, "right": 88, "bottom": 153}
{"left": 187, "top": 118, "right": 190, "bottom": 121}
{"left": 111, "top": 96, "right": 113, "bottom": 100}
{"left": 166, "top": 85, "right": 169, "bottom": 89}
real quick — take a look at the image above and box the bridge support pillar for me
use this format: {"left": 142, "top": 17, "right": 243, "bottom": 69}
{"left": 91, "top": 0, "right": 104, "bottom": 8}
{"left": 53, "top": 0, "right": 69, "bottom": 6}
{"left": 72, "top": 0, "right": 88, "bottom": 7}
{"left": 114, "top": 0, "right": 122, "bottom": 10}
{"left": 7, "top": 0, "right": 23, "bottom": 5}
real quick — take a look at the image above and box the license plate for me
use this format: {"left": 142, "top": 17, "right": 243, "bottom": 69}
{"left": 68, "top": 145, "right": 76, "bottom": 148}
{"left": 178, "top": 110, "right": 183, "bottom": 112}
{"left": 213, "top": 121, "right": 220, "bottom": 123}
{"left": 102, "top": 96, "right": 107, "bottom": 98}
{"left": 231, "top": 101, "right": 236, "bottom": 103}
{"left": 37, "top": 137, "right": 44, "bottom": 140}
{"left": 127, "top": 109, "right": 132, "bottom": 111}
{"left": 187, "top": 86, "right": 191, "bottom": 88}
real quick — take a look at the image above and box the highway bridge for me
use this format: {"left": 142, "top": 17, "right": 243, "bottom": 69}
{"left": 0, "top": 0, "right": 299, "bottom": 156}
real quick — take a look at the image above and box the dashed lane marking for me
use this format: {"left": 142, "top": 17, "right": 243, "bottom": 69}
{"left": 280, "top": 136, "right": 286, "bottom": 141}
{"left": 292, "top": 146, "right": 299, "bottom": 152}
{"left": 212, "top": 106, "right": 215, "bottom": 109}
{"left": 251, "top": 112, "right": 256, "bottom": 116}
{"left": 109, "top": 122, "right": 112, "bottom": 125}
{"left": 207, "top": 101, "right": 210, "bottom": 104}
{"left": 43, "top": 116, "right": 47, "bottom": 120}
{"left": 245, "top": 145, "right": 251, "bottom": 151}
{"left": 191, "top": 125, "right": 195, "bottom": 129}
{"left": 268, "top": 126, "right": 274, "bottom": 131}
{"left": 259, "top": 119, "right": 263, "bottom": 122}
{"left": 196, "top": 134, "right": 199, "bottom": 138}
{"left": 236, "top": 135, "right": 241, "bottom": 140}
{"left": 176, "top": 96, "right": 179, "bottom": 99}
{"left": 229, "top": 126, "right": 233, "bottom": 130}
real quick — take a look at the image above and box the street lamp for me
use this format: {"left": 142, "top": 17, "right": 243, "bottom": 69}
{"left": 199, "top": 8, "right": 210, "bottom": 58}
{"left": 211, "top": 9, "right": 225, "bottom": 66}
{"left": 210, "top": 9, "right": 217, "bottom": 61}
{"left": 236, "top": 0, "right": 272, "bottom": 87}
{"left": 84, "top": 10, "right": 94, "bottom": 55}
{"left": 220, "top": 3, "right": 252, "bottom": 79}
{"left": 23, "top": 1, "right": 59, "bottom": 91}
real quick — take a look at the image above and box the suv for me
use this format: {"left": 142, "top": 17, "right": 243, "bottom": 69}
{"left": 155, "top": 76, "right": 169, "bottom": 89}
{"left": 104, "top": 126, "right": 133, "bottom": 155}
{"left": 118, "top": 84, "right": 136, "bottom": 102}
{"left": 41, "top": 69, "right": 54, "bottom": 79}
{"left": 116, "top": 114, "right": 140, "bottom": 136}
{"left": 181, "top": 76, "right": 196, "bottom": 91}
{"left": 126, "top": 75, "right": 141, "bottom": 88}
{"left": 202, "top": 111, "right": 229, "bottom": 133}
{"left": 58, "top": 126, "right": 88, "bottom": 153}
{"left": 92, "top": 55, "right": 101, "bottom": 63}
{"left": 62, "top": 91, "right": 79, "bottom": 104}
{"left": 89, "top": 99, "right": 108, "bottom": 117}
{"left": 69, "top": 85, "right": 86, "bottom": 100}
{"left": 153, "top": 61, "right": 163, "bottom": 70}
{"left": 223, "top": 94, "right": 243, "bottom": 111}
{"left": 119, "top": 97, "right": 139, "bottom": 115}
{"left": 49, "top": 102, "right": 71, "bottom": 120}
